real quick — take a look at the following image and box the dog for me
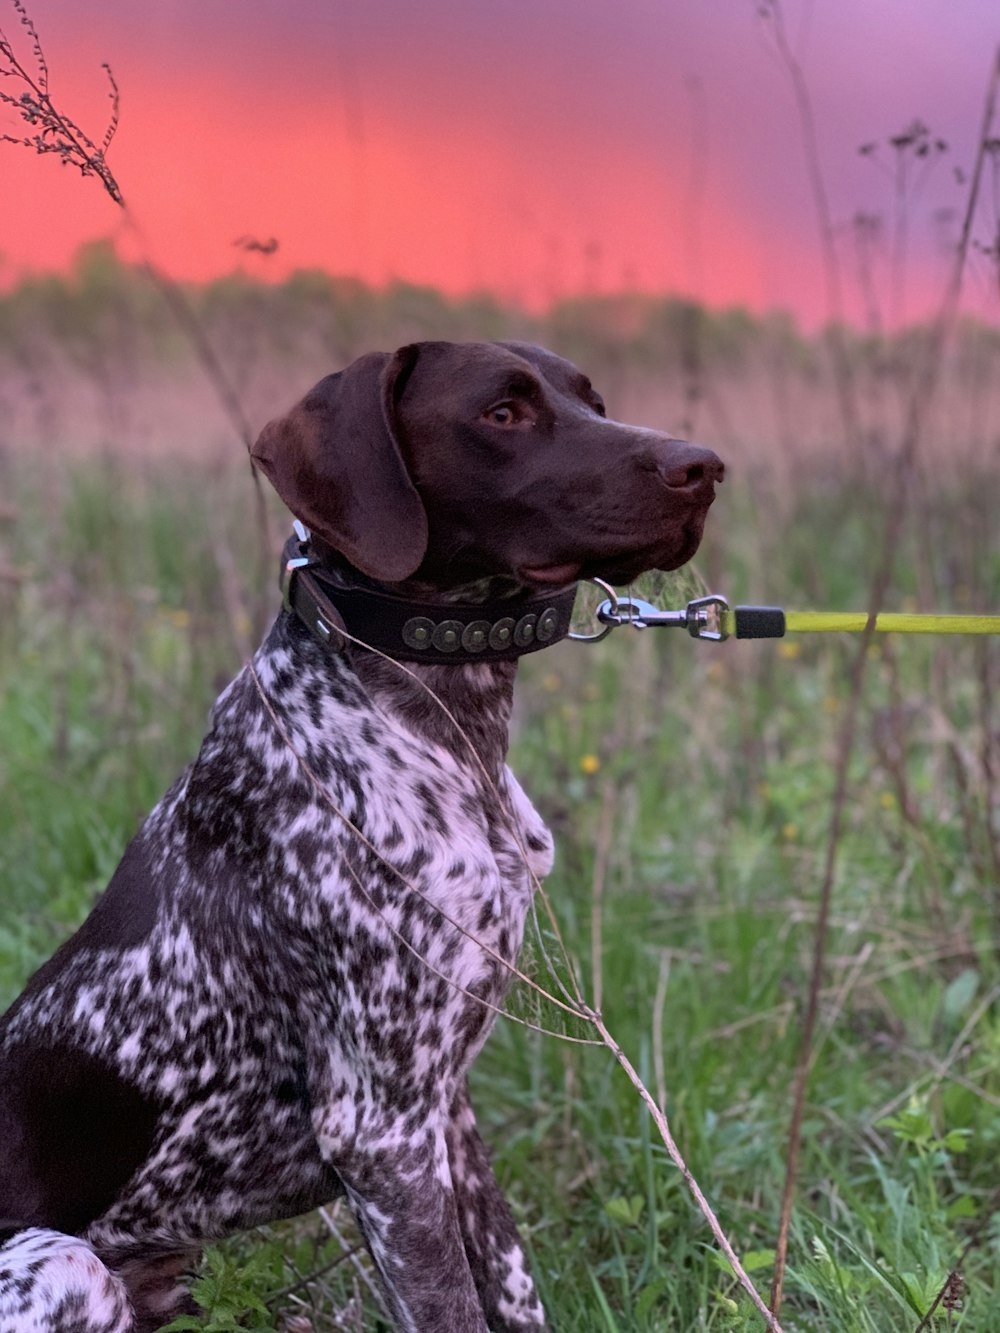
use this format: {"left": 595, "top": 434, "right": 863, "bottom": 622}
{"left": 0, "top": 340, "right": 723, "bottom": 1332}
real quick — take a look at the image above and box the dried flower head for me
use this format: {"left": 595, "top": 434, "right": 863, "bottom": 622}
{"left": 0, "top": 0, "right": 123, "bottom": 205}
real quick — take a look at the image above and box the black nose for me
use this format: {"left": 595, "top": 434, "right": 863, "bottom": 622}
{"left": 660, "top": 443, "right": 725, "bottom": 492}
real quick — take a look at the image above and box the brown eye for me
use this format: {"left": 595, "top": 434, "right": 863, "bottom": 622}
{"left": 486, "top": 404, "right": 516, "bottom": 426}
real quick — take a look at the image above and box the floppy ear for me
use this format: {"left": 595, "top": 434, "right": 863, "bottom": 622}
{"left": 251, "top": 347, "right": 428, "bottom": 582}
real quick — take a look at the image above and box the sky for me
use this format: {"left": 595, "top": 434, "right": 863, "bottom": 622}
{"left": 2, "top": 0, "right": 999, "bottom": 328}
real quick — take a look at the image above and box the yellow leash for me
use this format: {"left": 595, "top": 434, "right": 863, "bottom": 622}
{"left": 728, "top": 608, "right": 1000, "bottom": 639}
{"left": 576, "top": 587, "right": 1000, "bottom": 643}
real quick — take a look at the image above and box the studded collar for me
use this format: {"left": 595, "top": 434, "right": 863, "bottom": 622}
{"left": 280, "top": 528, "right": 579, "bottom": 664}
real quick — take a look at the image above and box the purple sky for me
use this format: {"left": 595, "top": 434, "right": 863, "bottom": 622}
{"left": 2, "top": 0, "right": 998, "bottom": 325}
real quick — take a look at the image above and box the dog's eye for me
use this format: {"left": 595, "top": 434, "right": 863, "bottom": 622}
{"left": 484, "top": 403, "right": 518, "bottom": 427}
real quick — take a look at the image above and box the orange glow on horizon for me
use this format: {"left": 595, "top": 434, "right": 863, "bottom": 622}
{"left": 0, "top": 58, "right": 782, "bottom": 319}
{"left": 2, "top": 6, "right": 997, "bottom": 330}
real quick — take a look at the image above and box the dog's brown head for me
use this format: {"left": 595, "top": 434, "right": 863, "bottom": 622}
{"left": 251, "top": 340, "right": 723, "bottom": 589}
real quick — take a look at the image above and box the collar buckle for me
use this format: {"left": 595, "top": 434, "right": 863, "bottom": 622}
{"left": 280, "top": 519, "right": 316, "bottom": 612}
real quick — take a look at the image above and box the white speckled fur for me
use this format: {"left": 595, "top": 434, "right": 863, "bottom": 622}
{"left": 0, "top": 1231, "right": 134, "bottom": 1333}
{"left": 0, "top": 338, "right": 721, "bottom": 1331}
{"left": 0, "top": 617, "right": 551, "bottom": 1332}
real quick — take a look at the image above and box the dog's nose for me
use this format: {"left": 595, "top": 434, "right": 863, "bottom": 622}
{"left": 660, "top": 443, "right": 725, "bottom": 493}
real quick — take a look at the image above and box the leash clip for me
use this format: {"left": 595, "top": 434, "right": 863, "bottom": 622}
{"left": 571, "top": 580, "right": 734, "bottom": 643}
{"left": 580, "top": 588, "right": 732, "bottom": 641}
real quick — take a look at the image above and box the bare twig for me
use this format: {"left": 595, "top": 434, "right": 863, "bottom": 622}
{"left": 0, "top": 0, "right": 274, "bottom": 630}
{"left": 912, "top": 1184, "right": 1000, "bottom": 1331}
{"left": 756, "top": 0, "right": 861, "bottom": 448}
{"left": 0, "top": 0, "right": 122, "bottom": 203}
{"left": 264, "top": 1244, "right": 365, "bottom": 1310}
{"left": 589, "top": 783, "right": 616, "bottom": 1016}
{"left": 317, "top": 1205, "right": 388, "bottom": 1319}
{"left": 0, "top": 1, "right": 255, "bottom": 459}
{"left": 250, "top": 627, "right": 786, "bottom": 1325}
{"left": 592, "top": 1010, "right": 785, "bottom": 1332}
{"left": 768, "top": 44, "right": 1000, "bottom": 1317}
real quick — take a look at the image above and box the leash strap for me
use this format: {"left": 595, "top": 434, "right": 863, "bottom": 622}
{"left": 777, "top": 610, "right": 1000, "bottom": 637}
{"left": 728, "top": 607, "right": 1000, "bottom": 638}
{"left": 587, "top": 592, "right": 1000, "bottom": 642}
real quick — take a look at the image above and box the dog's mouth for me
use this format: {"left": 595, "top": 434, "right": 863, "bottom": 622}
{"left": 518, "top": 508, "right": 711, "bottom": 590}
{"left": 518, "top": 561, "right": 582, "bottom": 587}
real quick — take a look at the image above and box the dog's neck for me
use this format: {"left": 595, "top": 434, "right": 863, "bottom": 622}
{"left": 352, "top": 651, "right": 518, "bottom": 779}
{"left": 304, "top": 546, "right": 525, "bottom": 778}
{"left": 308, "top": 539, "right": 532, "bottom": 606}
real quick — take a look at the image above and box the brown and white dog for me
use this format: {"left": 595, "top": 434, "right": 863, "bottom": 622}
{"left": 0, "top": 341, "right": 722, "bottom": 1332}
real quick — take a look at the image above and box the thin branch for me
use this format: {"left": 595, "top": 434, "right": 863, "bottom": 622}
{"left": 0, "top": 0, "right": 275, "bottom": 631}
{"left": 589, "top": 783, "right": 616, "bottom": 1017}
{"left": 768, "top": 43, "right": 1000, "bottom": 1318}
{"left": 592, "top": 1010, "right": 786, "bottom": 1332}
{"left": 317, "top": 1205, "right": 389, "bottom": 1319}
{"left": 756, "top": 0, "right": 861, "bottom": 446}
{"left": 100, "top": 62, "right": 118, "bottom": 154}
{"left": 0, "top": 3, "right": 255, "bottom": 464}
{"left": 250, "top": 629, "right": 784, "bottom": 1324}
{"left": 0, "top": 1, "right": 122, "bottom": 204}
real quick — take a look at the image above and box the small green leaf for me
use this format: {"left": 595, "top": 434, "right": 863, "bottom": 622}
{"left": 940, "top": 1128, "right": 972, "bottom": 1154}
{"left": 942, "top": 968, "right": 979, "bottom": 1021}
{"left": 604, "top": 1194, "right": 645, "bottom": 1225}
{"left": 879, "top": 1102, "right": 934, "bottom": 1149}
{"left": 635, "top": 1277, "right": 668, "bottom": 1317}
{"left": 947, "top": 1194, "right": 978, "bottom": 1219}
{"left": 740, "top": 1249, "right": 776, "bottom": 1273}
{"left": 900, "top": 1271, "right": 928, "bottom": 1314}
{"left": 712, "top": 1248, "right": 773, "bottom": 1276}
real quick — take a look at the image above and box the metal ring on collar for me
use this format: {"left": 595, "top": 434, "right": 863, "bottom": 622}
{"left": 567, "top": 577, "right": 620, "bottom": 643}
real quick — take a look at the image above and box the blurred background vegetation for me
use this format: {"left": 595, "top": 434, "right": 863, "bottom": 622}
{"left": 3, "top": 239, "right": 999, "bottom": 468}
{"left": 0, "top": 243, "right": 999, "bottom": 1330}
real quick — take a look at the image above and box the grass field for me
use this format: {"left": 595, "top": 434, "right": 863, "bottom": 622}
{"left": 1, "top": 338, "right": 999, "bottom": 1330}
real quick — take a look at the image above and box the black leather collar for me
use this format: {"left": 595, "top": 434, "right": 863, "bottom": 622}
{"left": 280, "top": 527, "right": 579, "bottom": 664}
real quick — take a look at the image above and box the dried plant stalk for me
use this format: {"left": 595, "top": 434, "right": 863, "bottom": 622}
{"left": 766, "top": 39, "right": 1000, "bottom": 1319}
{"left": 0, "top": 0, "right": 123, "bottom": 205}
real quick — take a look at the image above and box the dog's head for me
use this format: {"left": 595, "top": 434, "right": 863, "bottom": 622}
{"left": 251, "top": 340, "right": 723, "bottom": 588}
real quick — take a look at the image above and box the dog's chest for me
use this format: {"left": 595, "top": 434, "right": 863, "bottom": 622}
{"left": 160, "top": 642, "right": 557, "bottom": 1072}
{"left": 5, "top": 638, "right": 557, "bottom": 1255}
{"left": 245, "top": 651, "right": 556, "bottom": 974}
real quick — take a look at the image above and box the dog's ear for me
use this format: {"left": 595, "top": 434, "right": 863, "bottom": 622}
{"left": 251, "top": 347, "right": 428, "bottom": 582}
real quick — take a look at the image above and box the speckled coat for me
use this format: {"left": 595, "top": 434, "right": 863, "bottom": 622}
{"left": 0, "top": 340, "right": 722, "bottom": 1332}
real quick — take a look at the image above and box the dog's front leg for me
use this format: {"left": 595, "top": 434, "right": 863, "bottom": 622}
{"left": 316, "top": 1101, "right": 488, "bottom": 1333}
{"left": 447, "top": 1084, "right": 546, "bottom": 1331}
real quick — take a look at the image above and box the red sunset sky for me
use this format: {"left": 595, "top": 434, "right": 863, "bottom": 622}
{"left": 2, "top": 0, "right": 999, "bottom": 328}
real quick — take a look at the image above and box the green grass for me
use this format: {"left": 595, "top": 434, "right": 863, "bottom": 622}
{"left": 1, "top": 451, "right": 998, "bottom": 1331}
